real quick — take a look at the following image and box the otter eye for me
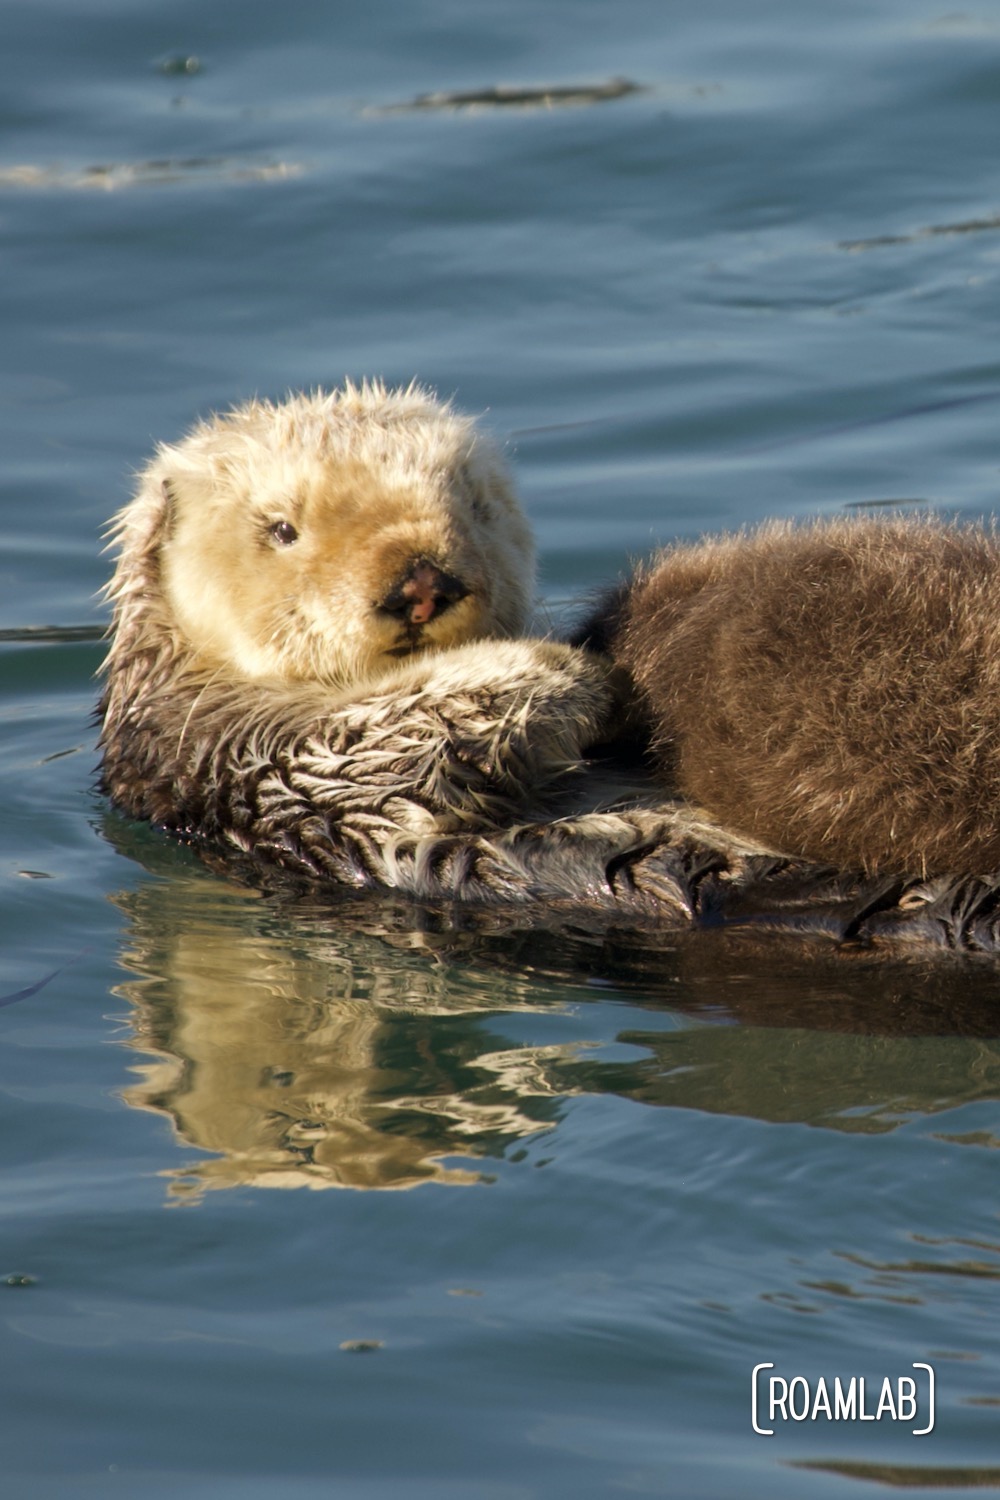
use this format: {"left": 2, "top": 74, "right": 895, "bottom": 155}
{"left": 269, "top": 520, "right": 298, "bottom": 547}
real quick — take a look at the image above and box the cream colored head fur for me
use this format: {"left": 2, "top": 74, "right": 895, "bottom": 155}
{"left": 106, "top": 382, "right": 534, "bottom": 690}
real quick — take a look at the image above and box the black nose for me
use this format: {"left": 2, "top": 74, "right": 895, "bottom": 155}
{"left": 378, "top": 559, "right": 469, "bottom": 626}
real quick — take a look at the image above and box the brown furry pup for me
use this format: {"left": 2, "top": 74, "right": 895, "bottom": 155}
{"left": 574, "top": 517, "right": 1000, "bottom": 877}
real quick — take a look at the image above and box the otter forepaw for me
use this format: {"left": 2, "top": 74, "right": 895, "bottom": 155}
{"left": 315, "top": 640, "right": 621, "bottom": 831}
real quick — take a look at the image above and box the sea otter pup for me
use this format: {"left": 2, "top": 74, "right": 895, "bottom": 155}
{"left": 574, "top": 516, "right": 1000, "bottom": 877}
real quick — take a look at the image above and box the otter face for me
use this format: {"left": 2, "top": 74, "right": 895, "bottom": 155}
{"left": 147, "top": 388, "right": 535, "bottom": 688}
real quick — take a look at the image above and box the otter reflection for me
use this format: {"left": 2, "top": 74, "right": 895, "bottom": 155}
{"left": 117, "top": 873, "right": 572, "bottom": 1196}
{"left": 111, "top": 831, "right": 1000, "bottom": 1199}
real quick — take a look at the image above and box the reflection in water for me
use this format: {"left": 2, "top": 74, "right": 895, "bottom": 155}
{"left": 108, "top": 818, "right": 1000, "bottom": 1199}
{"left": 118, "top": 875, "right": 564, "bottom": 1196}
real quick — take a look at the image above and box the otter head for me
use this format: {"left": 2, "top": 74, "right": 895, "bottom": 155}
{"left": 132, "top": 384, "right": 535, "bottom": 688}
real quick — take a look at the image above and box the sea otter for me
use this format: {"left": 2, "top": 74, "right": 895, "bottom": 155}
{"left": 573, "top": 516, "right": 1000, "bottom": 878}
{"left": 99, "top": 383, "right": 701, "bottom": 908}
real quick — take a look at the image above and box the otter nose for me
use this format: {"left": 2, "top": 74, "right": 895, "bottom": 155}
{"left": 378, "top": 559, "right": 469, "bottom": 626}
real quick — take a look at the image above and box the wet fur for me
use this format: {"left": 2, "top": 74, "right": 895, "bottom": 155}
{"left": 578, "top": 516, "right": 1000, "bottom": 877}
{"left": 99, "top": 384, "right": 651, "bottom": 898}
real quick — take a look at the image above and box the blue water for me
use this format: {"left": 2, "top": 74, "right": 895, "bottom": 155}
{"left": 4, "top": 1, "right": 1000, "bottom": 1494}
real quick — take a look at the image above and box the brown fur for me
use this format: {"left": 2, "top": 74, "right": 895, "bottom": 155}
{"left": 590, "top": 516, "right": 1000, "bottom": 876}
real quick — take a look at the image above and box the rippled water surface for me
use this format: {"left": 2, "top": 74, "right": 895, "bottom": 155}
{"left": 4, "top": 1, "right": 1000, "bottom": 1495}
